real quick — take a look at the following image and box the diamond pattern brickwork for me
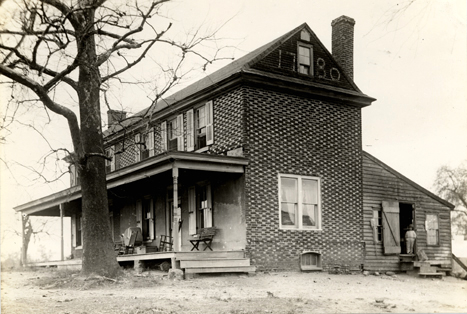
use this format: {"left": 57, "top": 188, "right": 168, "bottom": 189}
{"left": 210, "top": 88, "right": 245, "bottom": 155}
{"left": 242, "top": 85, "right": 364, "bottom": 271}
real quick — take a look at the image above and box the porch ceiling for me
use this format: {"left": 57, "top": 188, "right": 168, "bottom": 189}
{"left": 14, "top": 152, "right": 248, "bottom": 216}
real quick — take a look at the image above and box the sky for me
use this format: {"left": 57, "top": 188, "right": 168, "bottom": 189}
{"left": 1, "top": 0, "right": 466, "bottom": 260}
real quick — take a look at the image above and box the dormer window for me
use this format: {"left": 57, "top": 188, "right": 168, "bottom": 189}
{"left": 298, "top": 44, "right": 313, "bottom": 75}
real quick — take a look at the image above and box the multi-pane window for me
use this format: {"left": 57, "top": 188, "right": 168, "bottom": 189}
{"left": 187, "top": 101, "right": 213, "bottom": 152}
{"left": 70, "top": 164, "right": 80, "bottom": 187}
{"left": 426, "top": 214, "right": 439, "bottom": 245}
{"left": 195, "top": 106, "right": 207, "bottom": 149}
{"left": 161, "top": 115, "right": 183, "bottom": 152}
{"left": 197, "top": 185, "right": 213, "bottom": 229}
{"left": 167, "top": 118, "right": 179, "bottom": 151}
{"left": 105, "top": 147, "right": 114, "bottom": 173}
{"left": 142, "top": 198, "right": 153, "bottom": 241}
{"left": 298, "top": 44, "right": 312, "bottom": 75}
{"left": 372, "top": 210, "right": 382, "bottom": 242}
{"left": 279, "top": 174, "right": 321, "bottom": 230}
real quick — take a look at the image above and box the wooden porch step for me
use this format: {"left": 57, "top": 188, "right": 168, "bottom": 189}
{"left": 419, "top": 273, "right": 443, "bottom": 279}
{"left": 185, "top": 265, "right": 256, "bottom": 275}
{"left": 176, "top": 250, "right": 244, "bottom": 260}
{"left": 180, "top": 258, "right": 250, "bottom": 268}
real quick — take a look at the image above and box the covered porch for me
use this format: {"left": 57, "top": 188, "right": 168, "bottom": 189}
{"left": 15, "top": 152, "right": 255, "bottom": 276}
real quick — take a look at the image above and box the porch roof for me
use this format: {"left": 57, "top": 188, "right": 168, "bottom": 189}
{"left": 14, "top": 152, "right": 248, "bottom": 216}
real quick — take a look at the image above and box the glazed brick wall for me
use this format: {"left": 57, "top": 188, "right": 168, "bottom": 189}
{"left": 209, "top": 88, "right": 245, "bottom": 155}
{"left": 243, "top": 86, "right": 364, "bottom": 271}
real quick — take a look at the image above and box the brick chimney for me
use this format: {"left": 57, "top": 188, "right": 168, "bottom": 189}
{"left": 331, "top": 15, "right": 355, "bottom": 80}
{"left": 107, "top": 109, "right": 127, "bottom": 128}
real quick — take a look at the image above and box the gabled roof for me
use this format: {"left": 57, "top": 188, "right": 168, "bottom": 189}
{"left": 104, "top": 24, "right": 306, "bottom": 136}
{"left": 105, "top": 22, "right": 373, "bottom": 137}
{"left": 363, "top": 151, "right": 455, "bottom": 210}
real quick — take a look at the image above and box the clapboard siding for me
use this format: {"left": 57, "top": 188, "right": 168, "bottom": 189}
{"left": 362, "top": 152, "right": 453, "bottom": 272}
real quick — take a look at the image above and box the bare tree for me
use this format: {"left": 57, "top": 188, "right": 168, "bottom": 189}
{"left": 0, "top": 0, "right": 228, "bottom": 277}
{"left": 433, "top": 163, "right": 467, "bottom": 236}
{"left": 18, "top": 215, "right": 53, "bottom": 266}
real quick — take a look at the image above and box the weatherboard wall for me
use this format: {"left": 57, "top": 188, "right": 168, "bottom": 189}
{"left": 362, "top": 153, "right": 452, "bottom": 272}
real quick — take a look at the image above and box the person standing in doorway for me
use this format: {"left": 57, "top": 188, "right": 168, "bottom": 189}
{"left": 405, "top": 224, "right": 417, "bottom": 254}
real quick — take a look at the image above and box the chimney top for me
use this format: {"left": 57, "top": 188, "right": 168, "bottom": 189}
{"left": 331, "top": 15, "right": 355, "bottom": 27}
{"left": 331, "top": 15, "right": 356, "bottom": 80}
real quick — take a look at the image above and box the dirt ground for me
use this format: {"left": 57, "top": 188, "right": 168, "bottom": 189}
{"left": 1, "top": 268, "right": 466, "bottom": 314}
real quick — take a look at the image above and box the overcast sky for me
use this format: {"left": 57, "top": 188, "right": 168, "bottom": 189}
{"left": 1, "top": 0, "right": 466, "bottom": 259}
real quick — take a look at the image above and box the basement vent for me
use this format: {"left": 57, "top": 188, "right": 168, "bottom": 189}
{"left": 300, "top": 251, "right": 322, "bottom": 271}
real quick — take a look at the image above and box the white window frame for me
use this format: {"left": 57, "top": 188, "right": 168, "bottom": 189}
{"left": 426, "top": 213, "right": 439, "bottom": 246}
{"left": 297, "top": 43, "right": 313, "bottom": 76}
{"left": 278, "top": 174, "right": 321, "bottom": 231}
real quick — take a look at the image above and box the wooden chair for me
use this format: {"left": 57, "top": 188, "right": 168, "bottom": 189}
{"left": 119, "top": 227, "right": 143, "bottom": 254}
{"left": 189, "top": 227, "right": 216, "bottom": 251}
{"left": 159, "top": 235, "right": 173, "bottom": 251}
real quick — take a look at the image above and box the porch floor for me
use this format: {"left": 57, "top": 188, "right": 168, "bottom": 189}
{"left": 24, "top": 250, "right": 254, "bottom": 276}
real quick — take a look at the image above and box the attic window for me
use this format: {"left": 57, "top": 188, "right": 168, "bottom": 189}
{"left": 300, "top": 29, "right": 310, "bottom": 41}
{"left": 297, "top": 44, "right": 313, "bottom": 76}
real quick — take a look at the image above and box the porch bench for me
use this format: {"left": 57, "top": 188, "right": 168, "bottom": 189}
{"left": 189, "top": 227, "right": 216, "bottom": 251}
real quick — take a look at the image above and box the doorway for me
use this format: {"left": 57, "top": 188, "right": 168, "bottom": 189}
{"left": 399, "top": 202, "right": 415, "bottom": 254}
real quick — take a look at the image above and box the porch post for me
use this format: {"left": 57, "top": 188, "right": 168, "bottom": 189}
{"left": 60, "top": 204, "right": 64, "bottom": 261}
{"left": 21, "top": 214, "right": 26, "bottom": 267}
{"left": 172, "top": 167, "right": 181, "bottom": 253}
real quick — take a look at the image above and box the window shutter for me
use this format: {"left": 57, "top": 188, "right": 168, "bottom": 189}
{"left": 382, "top": 201, "right": 401, "bottom": 254}
{"left": 149, "top": 199, "right": 155, "bottom": 240}
{"left": 110, "top": 146, "right": 115, "bottom": 171}
{"left": 204, "top": 184, "right": 213, "bottom": 228}
{"left": 70, "top": 164, "right": 76, "bottom": 186}
{"left": 206, "top": 101, "right": 214, "bottom": 145}
{"left": 148, "top": 128, "right": 154, "bottom": 157}
{"left": 136, "top": 199, "right": 142, "bottom": 229}
{"left": 188, "top": 187, "right": 196, "bottom": 235}
{"left": 160, "top": 121, "right": 167, "bottom": 152}
{"left": 71, "top": 214, "right": 77, "bottom": 247}
{"left": 177, "top": 114, "right": 184, "bottom": 151}
{"left": 186, "top": 109, "right": 194, "bottom": 152}
{"left": 135, "top": 134, "right": 141, "bottom": 162}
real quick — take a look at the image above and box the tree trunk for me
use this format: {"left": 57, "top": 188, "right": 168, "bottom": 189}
{"left": 77, "top": 7, "right": 120, "bottom": 277}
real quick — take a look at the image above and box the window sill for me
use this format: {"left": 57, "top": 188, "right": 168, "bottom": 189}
{"left": 195, "top": 146, "right": 209, "bottom": 153}
{"left": 280, "top": 227, "right": 322, "bottom": 231}
{"left": 300, "top": 265, "right": 322, "bottom": 271}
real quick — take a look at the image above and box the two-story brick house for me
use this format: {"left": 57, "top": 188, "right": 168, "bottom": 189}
{"left": 16, "top": 16, "right": 454, "bottom": 275}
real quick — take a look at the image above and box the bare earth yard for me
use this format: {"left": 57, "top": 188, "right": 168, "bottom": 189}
{"left": 1, "top": 268, "right": 466, "bottom": 314}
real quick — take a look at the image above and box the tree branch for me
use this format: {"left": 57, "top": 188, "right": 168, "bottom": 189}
{"left": 0, "top": 64, "right": 82, "bottom": 155}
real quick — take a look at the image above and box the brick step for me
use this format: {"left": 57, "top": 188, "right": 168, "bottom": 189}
{"left": 176, "top": 251, "right": 244, "bottom": 260}
{"left": 180, "top": 258, "right": 250, "bottom": 268}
